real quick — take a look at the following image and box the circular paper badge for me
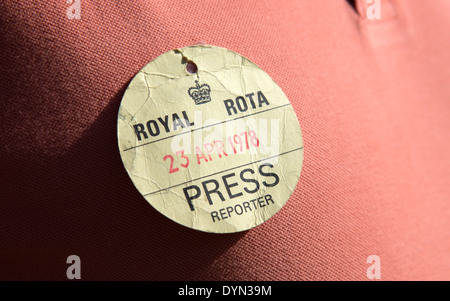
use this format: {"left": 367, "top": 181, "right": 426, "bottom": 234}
{"left": 117, "top": 45, "right": 303, "bottom": 233}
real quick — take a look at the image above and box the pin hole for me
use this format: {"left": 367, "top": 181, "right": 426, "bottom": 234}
{"left": 186, "top": 61, "right": 198, "bottom": 74}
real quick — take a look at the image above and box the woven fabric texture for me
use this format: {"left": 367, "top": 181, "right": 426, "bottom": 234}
{"left": 0, "top": 0, "right": 449, "bottom": 280}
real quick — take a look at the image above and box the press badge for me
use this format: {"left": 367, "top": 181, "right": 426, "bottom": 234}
{"left": 117, "top": 45, "right": 304, "bottom": 233}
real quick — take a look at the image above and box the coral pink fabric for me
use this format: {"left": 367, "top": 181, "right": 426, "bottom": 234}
{"left": 1, "top": 0, "right": 449, "bottom": 280}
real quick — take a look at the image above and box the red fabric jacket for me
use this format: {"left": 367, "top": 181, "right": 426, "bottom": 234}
{"left": 1, "top": 0, "right": 449, "bottom": 280}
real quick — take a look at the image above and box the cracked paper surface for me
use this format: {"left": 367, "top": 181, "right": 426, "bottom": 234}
{"left": 117, "top": 45, "right": 304, "bottom": 233}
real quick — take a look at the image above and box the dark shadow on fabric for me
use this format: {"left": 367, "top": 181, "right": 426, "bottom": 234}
{"left": 0, "top": 84, "right": 245, "bottom": 280}
{"left": 346, "top": 0, "right": 357, "bottom": 12}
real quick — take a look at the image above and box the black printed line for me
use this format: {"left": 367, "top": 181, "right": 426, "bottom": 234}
{"left": 123, "top": 103, "right": 291, "bottom": 152}
{"left": 143, "top": 146, "right": 303, "bottom": 196}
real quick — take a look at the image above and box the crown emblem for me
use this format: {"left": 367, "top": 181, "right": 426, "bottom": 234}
{"left": 188, "top": 80, "right": 211, "bottom": 105}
